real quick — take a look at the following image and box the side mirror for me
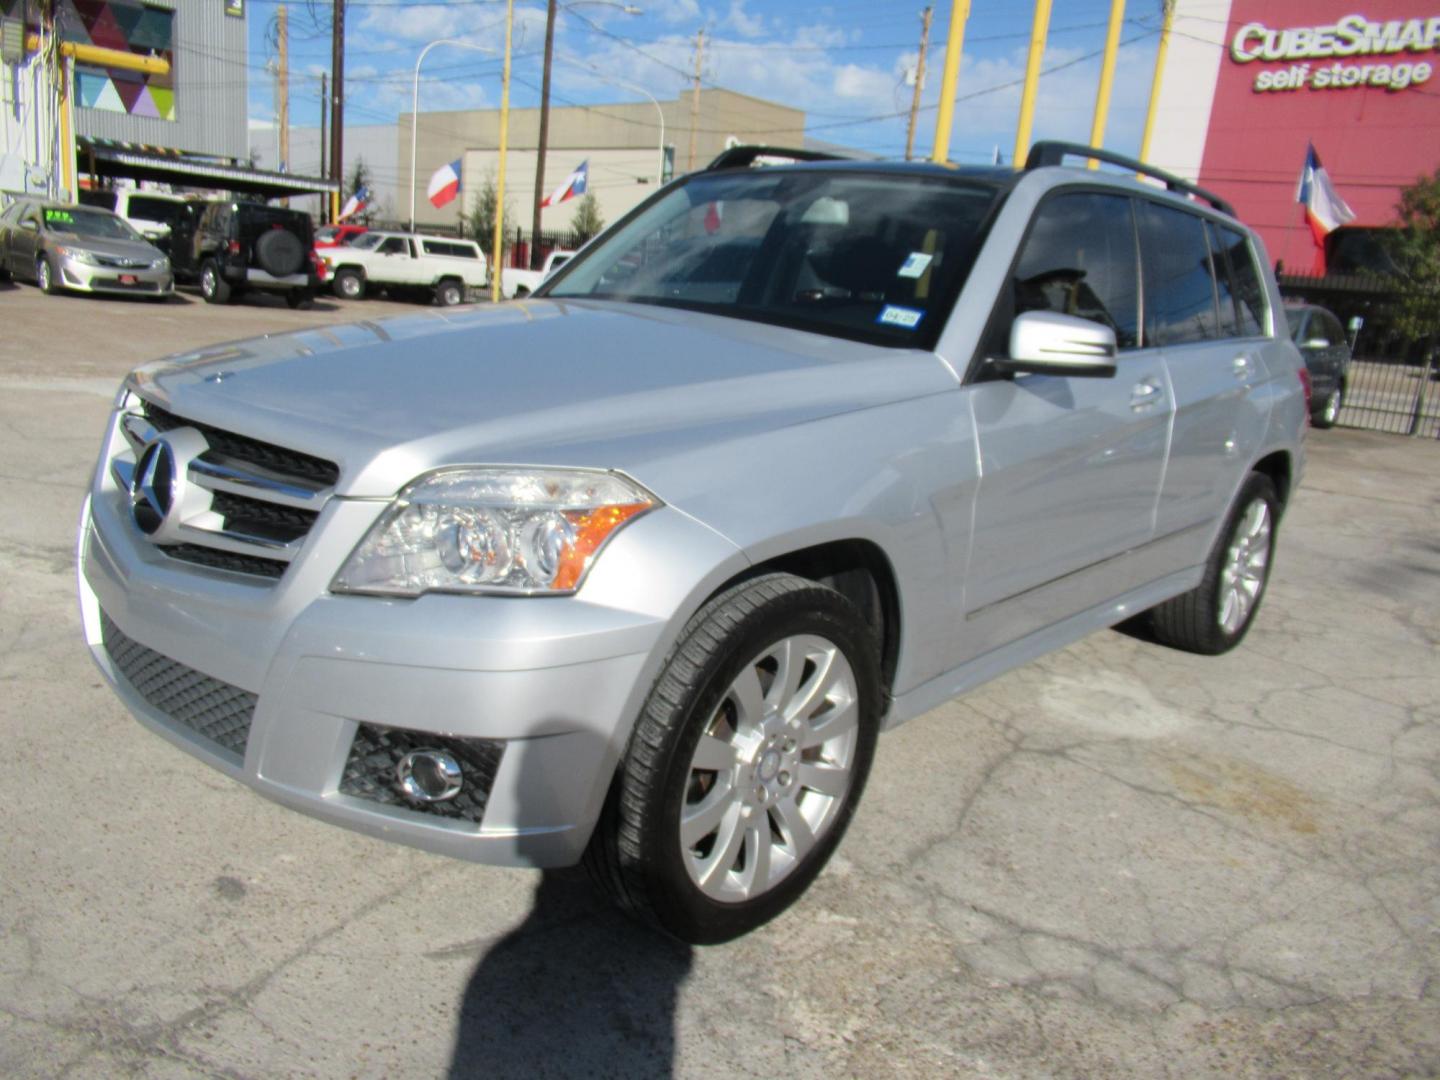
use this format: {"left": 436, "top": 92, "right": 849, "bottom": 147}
{"left": 995, "top": 310, "right": 1118, "bottom": 378}
{"left": 19, "top": 219, "right": 37, "bottom": 232}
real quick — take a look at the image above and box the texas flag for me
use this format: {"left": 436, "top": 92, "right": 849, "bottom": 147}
{"left": 427, "top": 159, "right": 462, "bottom": 209}
{"left": 338, "top": 184, "right": 370, "bottom": 221}
{"left": 541, "top": 160, "right": 588, "bottom": 209}
{"left": 1295, "top": 143, "right": 1355, "bottom": 247}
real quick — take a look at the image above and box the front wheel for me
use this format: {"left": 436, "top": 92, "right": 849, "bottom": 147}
{"left": 1148, "top": 472, "right": 1280, "bottom": 655}
{"left": 585, "top": 573, "right": 882, "bottom": 944}
{"left": 36, "top": 255, "right": 61, "bottom": 295}
{"left": 333, "top": 268, "right": 364, "bottom": 300}
{"left": 199, "top": 260, "right": 231, "bottom": 304}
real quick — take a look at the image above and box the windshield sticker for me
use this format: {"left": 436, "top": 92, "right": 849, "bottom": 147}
{"left": 897, "top": 252, "right": 933, "bottom": 278}
{"left": 878, "top": 305, "right": 924, "bottom": 330}
{"left": 43, "top": 209, "right": 74, "bottom": 224}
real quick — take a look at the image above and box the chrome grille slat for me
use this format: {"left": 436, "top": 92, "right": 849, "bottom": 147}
{"left": 176, "top": 523, "right": 300, "bottom": 559}
{"left": 188, "top": 456, "right": 327, "bottom": 506}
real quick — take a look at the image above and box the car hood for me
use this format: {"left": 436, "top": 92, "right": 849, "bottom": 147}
{"left": 130, "top": 299, "right": 958, "bottom": 499}
{"left": 48, "top": 232, "right": 161, "bottom": 260}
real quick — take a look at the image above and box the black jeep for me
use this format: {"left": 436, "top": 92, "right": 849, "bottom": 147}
{"left": 170, "top": 200, "right": 320, "bottom": 307}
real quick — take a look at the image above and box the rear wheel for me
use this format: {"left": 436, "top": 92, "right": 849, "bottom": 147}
{"left": 585, "top": 573, "right": 881, "bottom": 944}
{"left": 1313, "top": 383, "right": 1343, "bottom": 429}
{"left": 285, "top": 287, "right": 315, "bottom": 309}
{"left": 435, "top": 279, "right": 464, "bottom": 307}
{"left": 1148, "top": 472, "right": 1279, "bottom": 655}
{"left": 199, "top": 260, "right": 231, "bottom": 304}
{"left": 333, "top": 268, "right": 364, "bottom": 300}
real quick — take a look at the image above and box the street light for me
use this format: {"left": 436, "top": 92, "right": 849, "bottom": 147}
{"left": 408, "top": 37, "right": 502, "bottom": 232}
{"left": 556, "top": 50, "right": 664, "bottom": 185}
{"left": 530, "top": 0, "right": 642, "bottom": 268}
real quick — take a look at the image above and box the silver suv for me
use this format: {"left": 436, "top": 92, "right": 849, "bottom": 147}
{"left": 79, "top": 143, "right": 1307, "bottom": 943}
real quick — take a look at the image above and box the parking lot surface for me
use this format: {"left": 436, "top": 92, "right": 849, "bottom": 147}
{"left": 2, "top": 283, "right": 1437, "bottom": 1078}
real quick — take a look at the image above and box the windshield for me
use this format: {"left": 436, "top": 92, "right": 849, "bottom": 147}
{"left": 350, "top": 232, "right": 386, "bottom": 250}
{"left": 545, "top": 169, "right": 1000, "bottom": 347}
{"left": 128, "top": 196, "right": 184, "bottom": 226}
{"left": 43, "top": 206, "right": 144, "bottom": 242}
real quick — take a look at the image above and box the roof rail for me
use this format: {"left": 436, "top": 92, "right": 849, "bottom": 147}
{"left": 1024, "top": 140, "right": 1236, "bottom": 218}
{"left": 705, "top": 145, "right": 846, "bottom": 171}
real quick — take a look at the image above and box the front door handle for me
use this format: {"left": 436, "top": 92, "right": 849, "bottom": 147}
{"left": 1131, "top": 379, "right": 1163, "bottom": 410}
{"left": 1232, "top": 355, "right": 1253, "bottom": 380}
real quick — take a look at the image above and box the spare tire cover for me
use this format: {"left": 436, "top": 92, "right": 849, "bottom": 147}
{"left": 256, "top": 228, "right": 305, "bottom": 276}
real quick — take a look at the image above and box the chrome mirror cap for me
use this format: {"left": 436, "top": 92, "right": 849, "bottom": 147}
{"left": 999, "top": 310, "right": 1118, "bottom": 378}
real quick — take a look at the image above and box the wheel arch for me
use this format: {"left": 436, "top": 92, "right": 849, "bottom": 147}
{"left": 1251, "top": 449, "right": 1292, "bottom": 509}
{"left": 693, "top": 537, "right": 902, "bottom": 701}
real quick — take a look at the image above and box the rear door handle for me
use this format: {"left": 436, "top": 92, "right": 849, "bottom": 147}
{"left": 1131, "top": 379, "right": 1163, "bottom": 410}
{"left": 1232, "top": 355, "right": 1253, "bottom": 380}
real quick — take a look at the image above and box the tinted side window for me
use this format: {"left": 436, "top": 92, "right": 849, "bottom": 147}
{"left": 1011, "top": 192, "right": 1140, "bottom": 349}
{"left": 1206, "top": 222, "right": 1240, "bottom": 338}
{"left": 1320, "top": 311, "right": 1346, "bottom": 346}
{"left": 378, "top": 237, "right": 408, "bottom": 255}
{"left": 1216, "top": 225, "right": 1266, "bottom": 336}
{"left": 1139, "top": 202, "right": 1219, "bottom": 346}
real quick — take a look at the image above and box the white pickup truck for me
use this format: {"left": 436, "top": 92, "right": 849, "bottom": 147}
{"left": 322, "top": 231, "right": 488, "bottom": 306}
{"left": 500, "top": 249, "right": 575, "bottom": 299}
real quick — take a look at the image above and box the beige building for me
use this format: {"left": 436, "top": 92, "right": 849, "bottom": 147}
{"left": 399, "top": 88, "right": 805, "bottom": 235}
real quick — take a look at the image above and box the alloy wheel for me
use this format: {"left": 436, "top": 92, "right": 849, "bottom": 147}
{"left": 679, "top": 633, "right": 859, "bottom": 903}
{"left": 1218, "top": 499, "right": 1271, "bottom": 634}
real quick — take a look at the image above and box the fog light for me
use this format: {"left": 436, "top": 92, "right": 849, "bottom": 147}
{"left": 396, "top": 749, "right": 463, "bottom": 802}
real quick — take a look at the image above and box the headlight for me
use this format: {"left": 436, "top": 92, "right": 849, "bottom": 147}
{"left": 332, "top": 467, "right": 658, "bottom": 597}
{"left": 55, "top": 246, "right": 101, "bottom": 266}
{"left": 151, "top": 257, "right": 169, "bottom": 270}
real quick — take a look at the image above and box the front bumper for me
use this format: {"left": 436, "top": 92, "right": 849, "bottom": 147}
{"left": 58, "top": 254, "right": 172, "bottom": 296}
{"left": 78, "top": 470, "right": 742, "bottom": 867}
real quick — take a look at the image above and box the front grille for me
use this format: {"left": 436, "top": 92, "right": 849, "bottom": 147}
{"left": 161, "top": 544, "right": 288, "bottom": 579}
{"left": 111, "top": 400, "right": 341, "bottom": 583}
{"left": 209, "top": 490, "right": 319, "bottom": 543}
{"left": 100, "top": 611, "right": 256, "bottom": 763}
{"left": 339, "top": 724, "right": 504, "bottom": 825}
{"left": 95, "top": 255, "right": 151, "bottom": 269}
{"left": 143, "top": 400, "right": 340, "bottom": 488}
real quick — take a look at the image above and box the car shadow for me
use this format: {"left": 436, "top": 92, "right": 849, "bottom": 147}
{"left": 447, "top": 869, "right": 693, "bottom": 1079}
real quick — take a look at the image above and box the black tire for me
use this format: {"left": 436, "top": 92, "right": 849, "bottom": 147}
{"left": 333, "top": 268, "right": 364, "bottom": 300}
{"left": 1149, "top": 472, "right": 1280, "bottom": 655}
{"left": 435, "top": 279, "right": 464, "bottom": 307}
{"left": 36, "top": 255, "right": 61, "bottom": 295}
{"left": 199, "top": 260, "right": 231, "bottom": 304}
{"left": 1312, "top": 383, "right": 1343, "bottom": 429}
{"left": 584, "top": 573, "right": 882, "bottom": 944}
{"left": 515, "top": 285, "right": 531, "bottom": 299}
{"left": 254, "top": 228, "right": 305, "bottom": 276}
{"left": 285, "top": 287, "right": 315, "bottom": 309}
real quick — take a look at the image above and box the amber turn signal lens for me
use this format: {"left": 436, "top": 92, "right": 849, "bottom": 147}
{"left": 553, "top": 503, "right": 651, "bottom": 590}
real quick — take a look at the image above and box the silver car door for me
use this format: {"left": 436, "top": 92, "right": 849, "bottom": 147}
{"left": 963, "top": 191, "right": 1171, "bottom": 654}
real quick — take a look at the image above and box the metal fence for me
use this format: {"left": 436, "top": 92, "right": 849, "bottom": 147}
{"left": 1279, "top": 271, "right": 1439, "bottom": 439}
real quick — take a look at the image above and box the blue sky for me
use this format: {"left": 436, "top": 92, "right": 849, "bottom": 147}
{"left": 244, "top": 0, "right": 1173, "bottom": 165}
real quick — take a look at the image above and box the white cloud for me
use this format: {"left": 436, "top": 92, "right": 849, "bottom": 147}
{"left": 723, "top": 1, "right": 764, "bottom": 39}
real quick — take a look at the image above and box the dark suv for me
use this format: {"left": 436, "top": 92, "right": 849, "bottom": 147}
{"left": 170, "top": 200, "right": 320, "bottom": 307}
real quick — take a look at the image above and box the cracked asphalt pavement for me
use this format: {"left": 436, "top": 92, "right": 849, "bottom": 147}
{"left": 1, "top": 283, "right": 1437, "bottom": 1078}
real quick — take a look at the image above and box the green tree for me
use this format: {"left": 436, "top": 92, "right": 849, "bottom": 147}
{"left": 465, "top": 171, "right": 513, "bottom": 267}
{"left": 344, "top": 158, "right": 377, "bottom": 225}
{"left": 1389, "top": 167, "right": 1440, "bottom": 344}
{"left": 570, "top": 192, "right": 604, "bottom": 243}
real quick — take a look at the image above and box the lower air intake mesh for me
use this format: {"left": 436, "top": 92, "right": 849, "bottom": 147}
{"left": 100, "top": 611, "right": 256, "bottom": 762}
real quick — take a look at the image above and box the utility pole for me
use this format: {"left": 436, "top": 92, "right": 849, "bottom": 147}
{"left": 530, "top": 0, "right": 557, "bottom": 270}
{"left": 329, "top": 0, "right": 345, "bottom": 222}
{"left": 277, "top": 5, "right": 289, "bottom": 175}
{"left": 490, "top": 0, "right": 515, "bottom": 304}
{"left": 1139, "top": 0, "right": 1175, "bottom": 165}
{"left": 904, "top": 7, "right": 932, "bottom": 161}
{"left": 688, "top": 28, "right": 704, "bottom": 172}
{"left": 319, "top": 72, "right": 328, "bottom": 181}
